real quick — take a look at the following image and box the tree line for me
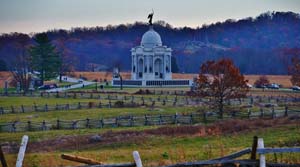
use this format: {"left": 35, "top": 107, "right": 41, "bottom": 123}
{"left": 0, "top": 11, "right": 299, "bottom": 74}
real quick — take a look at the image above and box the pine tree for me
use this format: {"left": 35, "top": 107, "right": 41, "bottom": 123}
{"left": 29, "top": 33, "right": 61, "bottom": 85}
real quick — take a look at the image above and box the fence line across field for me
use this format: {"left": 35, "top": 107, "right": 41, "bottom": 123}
{"left": 1, "top": 94, "right": 299, "bottom": 115}
{"left": 1, "top": 90, "right": 300, "bottom": 102}
{"left": 0, "top": 108, "right": 299, "bottom": 133}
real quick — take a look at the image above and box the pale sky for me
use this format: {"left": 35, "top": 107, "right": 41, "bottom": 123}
{"left": 0, "top": 0, "right": 299, "bottom": 34}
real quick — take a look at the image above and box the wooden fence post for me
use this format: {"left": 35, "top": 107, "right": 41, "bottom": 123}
{"left": 185, "top": 97, "right": 189, "bottom": 105}
{"left": 173, "top": 100, "right": 177, "bottom": 106}
{"left": 55, "top": 103, "right": 59, "bottom": 110}
{"left": 11, "top": 122, "right": 16, "bottom": 132}
{"left": 115, "top": 118, "right": 119, "bottom": 127}
{"left": 250, "top": 136, "right": 258, "bottom": 160}
{"left": 144, "top": 115, "right": 148, "bottom": 126}
{"left": 78, "top": 102, "right": 81, "bottom": 109}
{"left": 21, "top": 105, "right": 25, "bottom": 113}
{"left": 285, "top": 105, "right": 288, "bottom": 117}
{"left": 190, "top": 113, "right": 193, "bottom": 124}
{"left": 11, "top": 106, "right": 15, "bottom": 113}
{"left": 133, "top": 151, "right": 143, "bottom": 167}
{"left": 42, "top": 120, "right": 46, "bottom": 131}
{"left": 65, "top": 104, "right": 69, "bottom": 110}
{"left": 151, "top": 101, "right": 155, "bottom": 110}
{"left": 86, "top": 118, "right": 90, "bottom": 128}
{"left": 27, "top": 121, "right": 31, "bottom": 131}
{"left": 44, "top": 104, "right": 48, "bottom": 112}
{"left": 141, "top": 97, "right": 145, "bottom": 106}
{"left": 271, "top": 106, "right": 275, "bottom": 119}
{"left": 247, "top": 108, "right": 251, "bottom": 119}
{"left": 109, "top": 100, "right": 112, "bottom": 108}
{"left": 57, "top": 119, "right": 60, "bottom": 129}
{"left": 100, "top": 119, "right": 104, "bottom": 128}
{"left": 203, "top": 112, "right": 207, "bottom": 123}
{"left": 258, "top": 138, "right": 266, "bottom": 167}
{"left": 16, "top": 135, "right": 29, "bottom": 167}
{"left": 159, "top": 114, "right": 162, "bottom": 125}
{"left": 260, "top": 107, "right": 264, "bottom": 118}
{"left": 130, "top": 115, "right": 134, "bottom": 127}
{"left": 72, "top": 121, "right": 77, "bottom": 129}
{"left": 34, "top": 103, "right": 37, "bottom": 112}
{"left": 0, "top": 107, "right": 3, "bottom": 114}
{"left": 0, "top": 145, "right": 8, "bottom": 167}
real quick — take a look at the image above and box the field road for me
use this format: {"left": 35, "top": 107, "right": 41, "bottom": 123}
{"left": 45, "top": 76, "right": 95, "bottom": 92}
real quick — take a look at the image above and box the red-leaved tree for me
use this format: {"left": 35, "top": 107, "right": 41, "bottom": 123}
{"left": 254, "top": 75, "right": 270, "bottom": 87}
{"left": 196, "top": 58, "right": 249, "bottom": 118}
{"left": 289, "top": 56, "right": 300, "bottom": 86}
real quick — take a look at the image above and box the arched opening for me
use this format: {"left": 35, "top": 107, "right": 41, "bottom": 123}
{"left": 154, "top": 58, "right": 163, "bottom": 79}
{"left": 138, "top": 59, "right": 143, "bottom": 78}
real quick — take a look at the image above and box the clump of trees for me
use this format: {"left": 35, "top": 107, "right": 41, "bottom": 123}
{"left": 1, "top": 11, "right": 300, "bottom": 74}
{"left": 196, "top": 58, "right": 249, "bottom": 118}
{"left": 9, "top": 33, "right": 69, "bottom": 93}
{"left": 254, "top": 75, "right": 270, "bottom": 87}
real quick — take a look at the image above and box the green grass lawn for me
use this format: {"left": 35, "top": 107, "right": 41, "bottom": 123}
{"left": 1, "top": 94, "right": 300, "bottom": 167}
{"left": 0, "top": 105, "right": 198, "bottom": 123}
{"left": 0, "top": 96, "right": 103, "bottom": 107}
{"left": 2, "top": 124, "right": 299, "bottom": 167}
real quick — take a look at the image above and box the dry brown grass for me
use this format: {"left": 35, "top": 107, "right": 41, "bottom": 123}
{"left": 0, "top": 71, "right": 293, "bottom": 87}
{"left": 245, "top": 75, "right": 292, "bottom": 87}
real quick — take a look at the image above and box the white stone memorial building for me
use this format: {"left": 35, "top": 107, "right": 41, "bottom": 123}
{"left": 112, "top": 15, "right": 191, "bottom": 87}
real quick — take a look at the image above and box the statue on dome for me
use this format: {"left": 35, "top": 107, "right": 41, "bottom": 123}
{"left": 147, "top": 10, "right": 154, "bottom": 25}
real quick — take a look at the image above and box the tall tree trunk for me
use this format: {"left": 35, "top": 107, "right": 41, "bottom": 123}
{"left": 59, "top": 71, "right": 62, "bottom": 83}
{"left": 219, "top": 98, "right": 224, "bottom": 119}
{"left": 41, "top": 71, "right": 44, "bottom": 85}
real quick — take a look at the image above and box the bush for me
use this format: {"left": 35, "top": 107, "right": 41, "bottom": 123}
{"left": 114, "top": 101, "right": 124, "bottom": 107}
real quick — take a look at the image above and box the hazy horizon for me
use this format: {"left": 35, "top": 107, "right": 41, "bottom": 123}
{"left": 0, "top": 0, "right": 300, "bottom": 34}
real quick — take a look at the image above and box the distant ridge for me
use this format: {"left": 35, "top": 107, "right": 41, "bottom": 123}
{"left": 0, "top": 11, "right": 299, "bottom": 74}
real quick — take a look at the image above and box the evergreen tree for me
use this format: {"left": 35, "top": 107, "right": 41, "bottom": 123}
{"left": 171, "top": 56, "right": 179, "bottom": 73}
{"left": 0, "top": 59, "right": 7, "bottom": 71}
{"left": 29, "top": 33, "right": 61, "bottom": 84}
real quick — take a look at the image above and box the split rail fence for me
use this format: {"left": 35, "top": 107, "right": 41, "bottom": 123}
{"left": 1, "top": 108, "right": 299, "bottom": 133}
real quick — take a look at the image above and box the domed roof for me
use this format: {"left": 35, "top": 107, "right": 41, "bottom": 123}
{"left": 141, "top": 27, "right": 162, "bottom": 47}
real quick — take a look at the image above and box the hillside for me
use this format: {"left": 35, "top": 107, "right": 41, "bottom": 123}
{"left": 0, "top": 11, "right": 300, "bottom": 74}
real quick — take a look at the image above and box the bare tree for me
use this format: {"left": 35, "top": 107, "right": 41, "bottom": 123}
{"left": 53, "top": 38, "right": 77, "bottom": 82}
{"left": 10, "top": 35, "right": 31, "bottom": 93}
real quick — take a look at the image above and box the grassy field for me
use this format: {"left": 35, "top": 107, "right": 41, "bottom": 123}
{"left": 0, "top": 96, "right": 103, "bottom": 107}
{"left": 0, "top": 105, "right": 198, "bottom": 123}
{"left": 0, "top": 82, "right": 300, "bottom": 166}
{"left": 2, "top": 122, "right": 300, "bottom": 167}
